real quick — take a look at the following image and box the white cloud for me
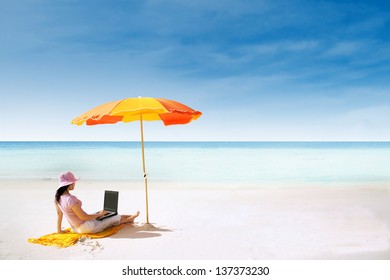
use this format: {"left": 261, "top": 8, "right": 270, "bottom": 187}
{"left": 324, "top": 41, "right": 365, "bottom": 56}
{"left": 342, "top": 105, "right": 390, "bottom": 125}
{"left": 240, "top": 40, "right": 319, "bottom": 55}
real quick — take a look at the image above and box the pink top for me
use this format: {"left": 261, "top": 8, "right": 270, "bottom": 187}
{"left": 58, "top": 194, "right": 84, "bottom": 229}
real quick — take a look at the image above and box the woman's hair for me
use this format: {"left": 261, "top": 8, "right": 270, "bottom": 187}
{"left": 55, "top": 185, "right": 71, "bottom": 203}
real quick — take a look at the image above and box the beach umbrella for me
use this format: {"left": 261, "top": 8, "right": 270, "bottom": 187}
{"left": 71, "top": 97, "right": 202, "bottom": 223}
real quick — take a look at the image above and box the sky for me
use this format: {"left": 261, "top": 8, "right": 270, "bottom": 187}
{"left": 1, "top": 0, "right": 390, "bottom": 141}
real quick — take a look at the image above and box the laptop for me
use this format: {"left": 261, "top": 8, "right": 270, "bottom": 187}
{"left": 96, "top": 190, "right": 119, "bottom": 221}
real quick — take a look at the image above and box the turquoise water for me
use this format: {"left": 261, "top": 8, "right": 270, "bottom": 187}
{"left": 1, "top": 141, "right": 390, "bottom": 184}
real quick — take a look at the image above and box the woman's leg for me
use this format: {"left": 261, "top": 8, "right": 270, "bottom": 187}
{"left": 119, "top": 211, "right": 140, "bottom": 224}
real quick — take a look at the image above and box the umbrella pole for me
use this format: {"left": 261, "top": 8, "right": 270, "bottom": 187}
{"left": 140, "top": 115, "right": 149, "bottom": 224}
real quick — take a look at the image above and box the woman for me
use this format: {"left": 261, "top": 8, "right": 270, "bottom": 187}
{"left": 55, "top": 171, "right": 139, "bottom": 234}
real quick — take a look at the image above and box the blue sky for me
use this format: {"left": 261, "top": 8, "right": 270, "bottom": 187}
{"left": 1, "top": 0, "right": 390, "bottom": 141}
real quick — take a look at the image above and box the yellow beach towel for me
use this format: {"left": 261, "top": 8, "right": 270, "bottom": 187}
{"left": 28, "top": 224, "right": 126, "bottom": 248}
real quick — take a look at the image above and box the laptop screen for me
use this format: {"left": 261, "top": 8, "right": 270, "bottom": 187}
{"left": 103, "top": 190, "right": 119, "bottom": 212}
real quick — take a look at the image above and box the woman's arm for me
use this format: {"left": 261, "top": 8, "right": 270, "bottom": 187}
{"left": 71, "top": 203, "right": 107, "bottom": 221}
{"left": 55, "top": 202, "right": 66, "bottom": 233}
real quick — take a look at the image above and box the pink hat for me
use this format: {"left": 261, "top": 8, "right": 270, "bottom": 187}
{"left": 59, "top": 171, "right": 79, "bottom": 187}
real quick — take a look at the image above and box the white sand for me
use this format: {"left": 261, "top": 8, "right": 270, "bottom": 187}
{"left": 0, "top": 179, "right": 390, "bottom": 260}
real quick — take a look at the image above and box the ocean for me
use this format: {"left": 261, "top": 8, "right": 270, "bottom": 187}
{"left": 1, "top": 141, "right": 390, "bottom": 185}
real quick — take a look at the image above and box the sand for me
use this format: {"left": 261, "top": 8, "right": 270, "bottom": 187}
{"left": 0, "top": 179, "right": 390, "bottom": 260}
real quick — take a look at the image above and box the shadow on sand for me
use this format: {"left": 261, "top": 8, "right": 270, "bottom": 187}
{"left": 112, "top": 223, "right": 173, "bottom": 239}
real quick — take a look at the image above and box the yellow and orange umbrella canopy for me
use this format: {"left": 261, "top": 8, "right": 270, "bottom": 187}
{"left": 72, "top": 97, "right": 202, "bottom": 223}
{"left": 72, "top": 97, "right": 202, "bottom": 126}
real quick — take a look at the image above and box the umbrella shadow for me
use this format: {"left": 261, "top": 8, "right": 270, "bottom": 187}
{"left": 112, "top": 223, "right": 173, "bottom": 239}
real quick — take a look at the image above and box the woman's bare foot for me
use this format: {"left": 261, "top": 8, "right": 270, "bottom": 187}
{"left": 131, "top": 211, "right": 140, "bottom": 220}
{"left": 120, "top": 211, "right": 140, "bottom": 224}
{"left": 126, "top": 211, "right": 140, "bottom": 223}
